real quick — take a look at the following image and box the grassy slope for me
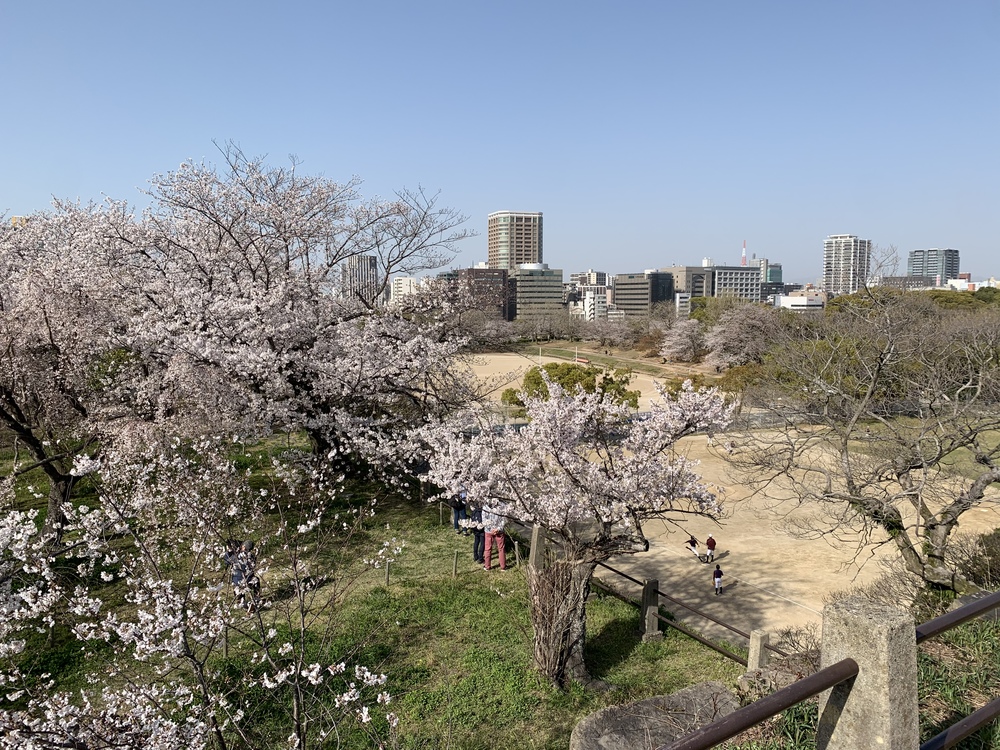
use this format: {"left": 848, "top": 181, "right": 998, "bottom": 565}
{"left": 330, "top": 495, "right": 744, "bottom": 749}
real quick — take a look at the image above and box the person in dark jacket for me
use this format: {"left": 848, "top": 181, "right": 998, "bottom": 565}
{"left": 466, "top": 501, "right": 486, "bottom": 565}
{"left": 448, "top": 491, "right": 468, "bottom": 534}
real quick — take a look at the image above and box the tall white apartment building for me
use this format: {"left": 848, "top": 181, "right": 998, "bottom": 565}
{"left": 488, "top": 211, "right": 543, "bottom": 271}
{"left": 823, "top": 234, "right": 872, "bottom": 295}
{"left": 390, "top": 276, "right": 420, "bottom": 303}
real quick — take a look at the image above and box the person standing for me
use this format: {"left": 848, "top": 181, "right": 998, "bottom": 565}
{"left": 448, "top": 491, "right": 468, "bottom": 534}
{"left": 705, "top": 534, "right": 717, "bottom": 563}
{"left": 713, "top": 564, "right": 724, "bottom": 595}
{"left": 482, "top": 506, "right": 506, "bottom": 571}
{"left": 467, "top": 500, "right": 486, "bottom": 565}
{"left": 223, "top": 539, "right": 243, "bottom": 588}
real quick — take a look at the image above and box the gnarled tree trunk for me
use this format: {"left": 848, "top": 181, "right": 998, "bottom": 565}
{"left": 525, "top": 558, "right": 597, "bottom": 688}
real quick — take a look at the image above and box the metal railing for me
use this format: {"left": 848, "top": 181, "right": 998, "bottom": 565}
{"left": 596, "top": 561, "right": 788, "bottom": 658}
{"left": 658, "top": 590, "right": 1000, "bottom": 750}
{"left": 590, "top": 578, "right": 748, "bottom": 667}
{"left": 917, "top": 590, "right": 1000, "bottom": 750}
{"left": 657, "top": 658, "right": 859, "bottom": 750}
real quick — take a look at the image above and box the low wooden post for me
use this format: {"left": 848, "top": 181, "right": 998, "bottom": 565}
{"left": 748, "top": 630, "right": 770, "bottom": 671}
{"left": 439, "top": 502, "right": 444, "bottom": 526}
{"left": 528, "top": 525, "right": 545, "bottom": 570}
{"left": 641, "top": 578, "right": 662, "bottom": 641}
{"left": 384, "top": 561, "right": 390, "bottom": 587}
{"left": 514, "top": 540, "right": 521, "bottom": 567}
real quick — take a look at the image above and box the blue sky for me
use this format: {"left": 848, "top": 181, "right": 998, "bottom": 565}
{"left": 2, "top": 1, "right": 997, "bottom": 283}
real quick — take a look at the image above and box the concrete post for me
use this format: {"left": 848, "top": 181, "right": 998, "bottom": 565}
{"left": 528, "top": 525, "right": 546, "bottom": 570}
{"left": 816, "top": 597, "right": 917, "bottom": 750}
{"left": 641, "top": 579, "right": 662, "bottom": 641}
{"left": 747, "top": 630, "right": 770, "bottom": 671}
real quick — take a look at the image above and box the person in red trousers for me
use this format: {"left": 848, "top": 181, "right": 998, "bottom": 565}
{"left": 482, "top": 506, "right": 506, "bottom": 571}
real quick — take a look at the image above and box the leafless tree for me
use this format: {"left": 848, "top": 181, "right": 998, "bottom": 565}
{"left": 727, "top": 290, "right": 1000, "bottom": 592}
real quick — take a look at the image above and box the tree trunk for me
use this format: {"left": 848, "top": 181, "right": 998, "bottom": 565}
{"left": 886, "top": 510, "right": 978, "bottom": 594}
{"left": 525, "top": 558, "right": 596, "bottom": 688}
{"left": 43, "top": 474, "right": 73, "bottom": 546}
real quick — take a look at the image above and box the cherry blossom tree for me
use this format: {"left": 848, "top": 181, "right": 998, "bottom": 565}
{"left": 659, "top": 318, "right": 706, "bottom": 363}
{"left": 0, "top": 211, "right": 120, "bottom": 541}
{"left": 84, "top": 145, "right": 478, "bottom": 467}
{"left": 420, "top": 379, "right": 733, "bottom": 687}
{"left": 704, "top": 303, "right": 787, "bottom": 370}
{"left": 0, "top": 148, "right": 481, "bottom": 745}
{"left": 1, "top": 432, "right": 400, "bottom": 749}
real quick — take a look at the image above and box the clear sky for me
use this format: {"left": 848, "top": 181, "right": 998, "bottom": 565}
{"left": 2, "top": 1, "right": 997, "bottom": 284}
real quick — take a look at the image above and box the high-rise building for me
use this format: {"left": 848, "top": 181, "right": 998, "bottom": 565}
{"left": 711, "top": 266, "right": 762, "bottom": 302}
{"left": 612, "top": 271, "right": 674, "bottom": 317}
{"left": 823, "top": 234, "right": 872, "bottom": 295}
{"left": 510, "top": 263, "right": 562, "bottom": 320}
{"left": 390, "top": 276, "right": 420, "bottom": 303}
{"left": 907, "top": 248, "right": 959, "bottom": 282}
{"left": 662, "top": 266, "right": 713, "bottom": 298}
{"left": 488, "top": 211, "right": 543, "bottom": 271}
{"left": 458, "top": 267, "right": 511, "bottom": 320}
{"left": 341, "top": 255, "right": 385, "bottom": 305}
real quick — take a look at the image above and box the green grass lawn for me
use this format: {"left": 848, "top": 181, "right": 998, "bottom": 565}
{"left": 318, "top": 495, "right": 744, "bottom": 749}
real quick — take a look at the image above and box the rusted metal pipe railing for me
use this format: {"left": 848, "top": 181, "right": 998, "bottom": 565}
{"left": 920, "top": 696, "right": 1000, "bottom": 750}
{"left": 598, "top": 561, "right": 788, "bottom": 656}
{"left": 656, "top": 658, "right": 859, "bottom": 750}
{"left": 916, "top": 590, "right": 1000, "bottom": 643}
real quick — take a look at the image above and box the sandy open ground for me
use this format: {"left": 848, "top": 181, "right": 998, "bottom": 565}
{"left": 468, "top": 352, "right": 1000, "bottom": 645}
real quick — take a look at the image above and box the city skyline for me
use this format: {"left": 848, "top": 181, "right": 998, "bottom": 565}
{"left": 2, "top": 2, "right": 997, "bottom": 284}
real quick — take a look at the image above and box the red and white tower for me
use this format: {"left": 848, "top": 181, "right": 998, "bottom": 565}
{"left": 741, "top": 240, "right": 747, "bottom": 267}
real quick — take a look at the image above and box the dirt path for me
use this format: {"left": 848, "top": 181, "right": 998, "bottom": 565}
{"left": 469, "top": 351, "right": 1000, "bottom": 646}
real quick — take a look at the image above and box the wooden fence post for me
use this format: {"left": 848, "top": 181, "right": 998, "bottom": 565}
{"left": 641, "top": 579, "right": 662, "bottom": 641}
{"left": 748, "top": 630, "right": 770, "bottom": 671}
{"left": 528, "top": 525, "right": 545, "bottom": 570}
{"left": 384, "top": 561, "right": 390, "bottom": 587}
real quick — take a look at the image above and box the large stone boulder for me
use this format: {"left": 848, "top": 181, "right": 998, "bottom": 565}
{"left": 570, "top": 681, "right": 739, "bottom": 750}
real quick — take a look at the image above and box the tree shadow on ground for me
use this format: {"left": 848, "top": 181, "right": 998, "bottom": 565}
{"left": 585, "top": 614, "right": 643, "bottom": 678}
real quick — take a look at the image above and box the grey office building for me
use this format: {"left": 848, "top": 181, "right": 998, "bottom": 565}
{"left": 907, "top": 248, "right": 959, "bottom": 282}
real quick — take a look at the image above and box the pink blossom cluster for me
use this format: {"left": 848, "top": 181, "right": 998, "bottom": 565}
{"left": 421, "top": 378, "right": 733, "bottom": 557}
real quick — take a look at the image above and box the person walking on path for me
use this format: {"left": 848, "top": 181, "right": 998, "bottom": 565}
{"left": 482, "top": 506, "right": 507, "bottom": 571}
{"left": 705, "top": 534, "right": 717, "bottom": 563}
{"left": 685, "top": 535, "right": 702, "bottom": 562}
{"left": 713, "top": 564, "right": 724, "bottom": 595}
